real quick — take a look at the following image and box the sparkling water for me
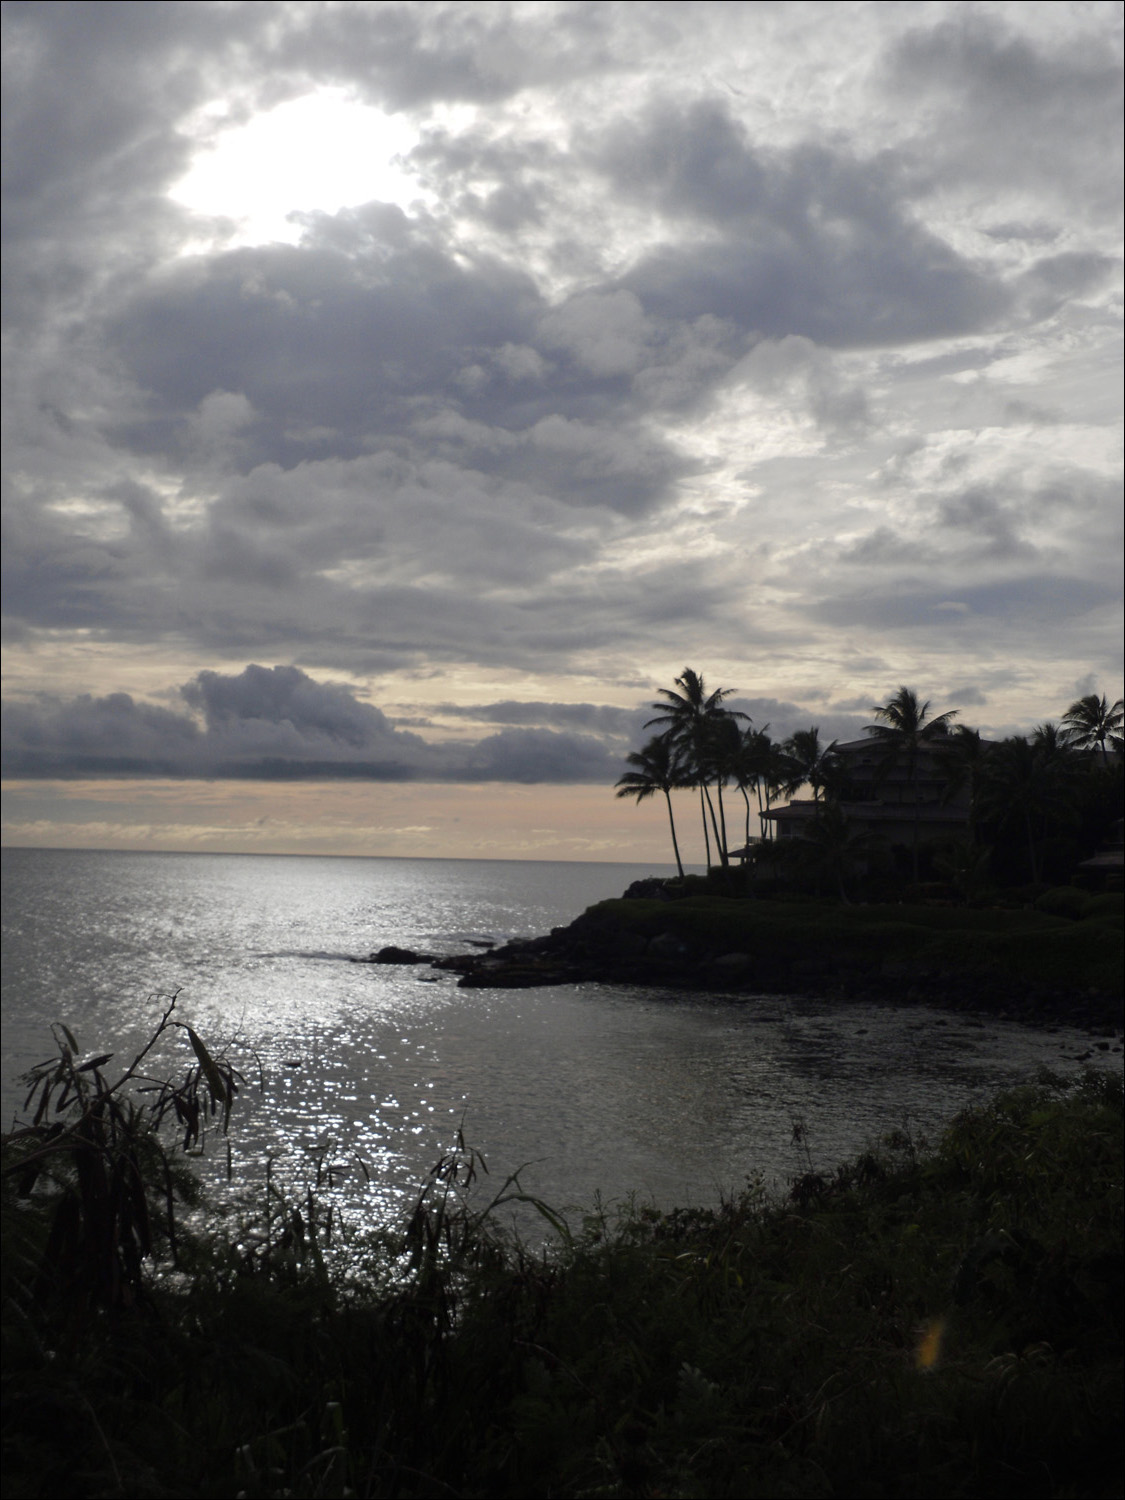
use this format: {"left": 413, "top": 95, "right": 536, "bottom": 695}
{"left": 2, "top": 847, "right": 1114, "bottom": 1239}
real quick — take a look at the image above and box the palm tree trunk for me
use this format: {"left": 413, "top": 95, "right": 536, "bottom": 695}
{"left": 715, "top": 781, "right": 730, "bottom": 867}
{"left": 702, "top": 782, "right": 726, "bottom": 868}
{"left": 1024, "top": 808, "right": 1039, "bottom": 884}
{"left": 663, "top": 789, "right": 685, "bottom": 878}
{"left": 698, "top": 785, "right": 711, "bottom": 867}
{"left": 908, "top": 747, "right": 920, "bottom": 884}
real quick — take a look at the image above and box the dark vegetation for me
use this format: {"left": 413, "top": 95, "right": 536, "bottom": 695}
{"left": 3, "top": 1006, "right": 1122, "bottom": 1498}
{"left": 434, "top": 887, "right": 1124, "bottom": 1033}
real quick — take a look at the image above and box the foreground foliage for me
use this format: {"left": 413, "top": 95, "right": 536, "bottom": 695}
{"left": 3, "top": 1025, "right": 1122, "bottom": 1498}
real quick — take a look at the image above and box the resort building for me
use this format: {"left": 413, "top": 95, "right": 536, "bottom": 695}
{"left": 761, "top": 736, "right": 973, "bottom": 850}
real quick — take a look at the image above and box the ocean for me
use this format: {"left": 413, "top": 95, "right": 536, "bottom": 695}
{"left": 1, "top": 846, "right": 1112, "bottom": 1238}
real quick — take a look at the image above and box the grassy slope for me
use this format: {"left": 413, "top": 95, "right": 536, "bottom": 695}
{"left": 583, "top": 891, "right": 1124, "bottom": 994}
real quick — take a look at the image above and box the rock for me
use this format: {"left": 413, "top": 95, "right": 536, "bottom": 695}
{"left": 411, "top": 880, "right": 1123, "bottom": 1034}
{"left": 371, "top": 945, "right": 426, "bottom": 964}
{"left": 458, "top": 959, "right": 571, "bottom": 988}
{"left": 648, "top": 931, "right": 689, "bottom": 959}
{"left": 622, "top": 878, "right": 673, "bottom": 900}
{"left": 711, "top": 952, "right": 751, "bottom": 971}
{"left": 612, "top": 931, "right": 649, "bottom": 959}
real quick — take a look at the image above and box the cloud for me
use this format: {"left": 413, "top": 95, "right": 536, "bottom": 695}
{"left": 439, "top": 700, "right": 646, "bottom": 736}
{"left": 812, "top": 575, "right": 1119, "bottom": 634}
{"left": 884, "top": 9, "right": 1123, "bottom": 213}
{"left": 595, "top": 100, "right": 1007, "bottom": 346}
{"left": 1, "top": 1, "right": 1120, "bottom": 778}
{"left": 462, "top": 727, "right": 622, "bottom": 784}
{"left": 1, "top": 665, "right": 626, "bottom": 783}
{"left": 732, "top": 336, "right": 870, "bottom": 434}
{"left": 538, "top": 290, "right": 652, "bottom": 378}
{"left": 1, "top": 690, "right": 202, "bottom": 777}
{"left": 182, "top": 664, "right": 407, "bottom": 747}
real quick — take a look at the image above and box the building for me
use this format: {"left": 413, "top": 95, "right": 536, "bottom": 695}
{"left": 761, "top": 736, "right": 972, "bottom": 850}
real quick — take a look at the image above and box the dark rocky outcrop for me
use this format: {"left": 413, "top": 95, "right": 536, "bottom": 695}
{"left": 621, "top": 877, "right": 683, "bottom": 901}
{"left": 360, "top": 945, "right": 432, "bottom": 965}
{"left": 418, "top": 899, "right": 1124, "bottom": 1036}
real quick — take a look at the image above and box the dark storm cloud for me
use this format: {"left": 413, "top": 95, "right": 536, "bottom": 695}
{"left": 441, "top": 693, "right": 872, "bottom": 761}
{"left": 0, "top": 665, "right": 426, "bottom": 778}
{"left": 0, "top": 664, "right": 624, "bottom": 783}
{"left": 594, "top": 101, "right": 1005, "bottom": 346}
{"left": 182, "top": 664, "right": 402, "bottom": 746}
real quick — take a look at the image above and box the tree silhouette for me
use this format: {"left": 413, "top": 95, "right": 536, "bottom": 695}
{"left": 934, "top": 837, "right": 993, "bottom": 906}
{"left": 700, "top": 711, "right": 747, "bottom": 865}
{"left": 782, "top": 727, "right": 839, "bottom": 806}
{"left": 726, "top": 723, "right": 766, "bottom": 849}
{"left": 935, "top": 724, "right": 988, "bottom": 845}
{"left": 614, "top": 734, "right": 689, "bottom": 878}
{"left": 741, "top": 727, "right": 792, "bottom": 841}
{"left": 867, "top": 687, "right": 958, "bottom": 882}
{"left": 1061, "top": 693, "right": 1124, "bottom": 765}
{"left": 799, "top": 802, "right": 880, "bottom": 903}
{"left": 977, "top": 729, "right": 1079, "bottom": 885}
{"left": 646, "top": 669, "right": 744, "bottom": 867}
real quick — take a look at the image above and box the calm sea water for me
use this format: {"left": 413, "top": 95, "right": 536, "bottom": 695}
{"left": 2, "top": 847, "right": 1115, "bottom": 1237}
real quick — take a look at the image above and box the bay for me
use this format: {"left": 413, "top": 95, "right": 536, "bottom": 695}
{"left": 2, "top": 847, "right": 1114, "bottom": 1240}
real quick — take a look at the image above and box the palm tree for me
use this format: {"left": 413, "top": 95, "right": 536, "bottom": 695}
{"left": 782, "top": 727, "right": 839, "bottom": 806}
{"left": 1032, "top": 720, "right": 1072, "bottom": 762}
{"left": 728, "top": 723, "right": 765, "bottom": 849}
{"left": 614, "top": 734, "right": 689, "bottom": 878}
{"left": 701, "top": 711, "right": 746, "bottom": 864}
{"left": 977, "top": 731, "right": 1079, "bottom": 885}
{"left": 799, "top": 802, "right": 880, "bottom": 903}
{"left": 646, "top": 669, "right": 744, "bottom": 867}
{"left": 934, "top": 837, "right": 992, "bottom": 907}
{"left": 867, "top": 687, "right": 958, "bottom": 882}
{"left": 741, "top": 727, "right": 791, "bottom": 841}
{"left": 935, "top": 724, "right": 988, "bottom": 844}
{"left": 1061, "top": 693, "right": 1124, "bottom": 765}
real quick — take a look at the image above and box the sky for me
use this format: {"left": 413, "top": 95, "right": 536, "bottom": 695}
{"left": 2, "top": 0, "right": 1122, "bottom": 862}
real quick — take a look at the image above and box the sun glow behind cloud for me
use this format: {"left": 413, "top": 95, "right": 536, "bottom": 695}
{"left": 169, "top": 90, "right": 429, "bottom": 247}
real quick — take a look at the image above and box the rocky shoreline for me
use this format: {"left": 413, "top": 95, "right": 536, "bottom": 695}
{"left": 357, "top": 884, "right": 1125, "bottom": 1039}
